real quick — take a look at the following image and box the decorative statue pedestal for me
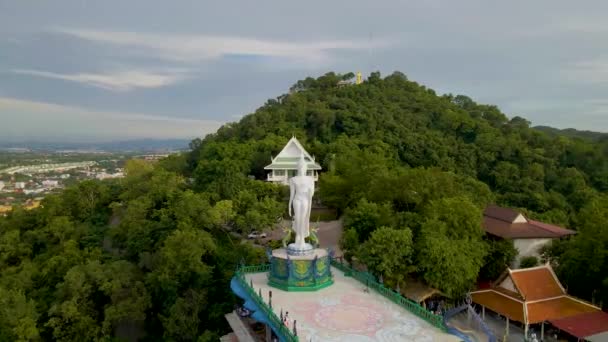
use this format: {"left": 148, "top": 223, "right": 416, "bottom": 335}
{"left": 287, "top": 242, "right": 314, "bottom": 256}
{"left": 267, "top": 248, "right": 333, "bottom": 291}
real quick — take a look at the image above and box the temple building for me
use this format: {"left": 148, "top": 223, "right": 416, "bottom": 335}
{"left": 471, "top": 263, "right": 608, "bottom": 341}
{"left": 483, "top": 205, "right": 575, "bottom": 268}
{"left": 264, "top": 137, "right": 321, "bottom": 185}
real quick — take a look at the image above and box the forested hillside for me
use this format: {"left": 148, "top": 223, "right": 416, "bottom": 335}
{"left": 187, "top": 71, "right": 608, "bottom": 304}
{"left": 535, "top": 125, "right": 608, "bottom": 142}
{"left": 1, "top": 71, "right": 607, "bottom": 340}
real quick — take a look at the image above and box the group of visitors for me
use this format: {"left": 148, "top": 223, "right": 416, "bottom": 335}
{"left": 426, "top": 299, "right": 445, "bottom": 315}
{"left": 282, "top": 311, "right": 290, "bottom": 327}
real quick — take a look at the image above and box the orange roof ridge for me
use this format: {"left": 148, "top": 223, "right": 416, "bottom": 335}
{"left": 528, "top": 219, "right": 575, "bottom": 235}
{"left": 470, "top": 289, "right": 525, "bottom": 303}
{"left": 510, "top": 263, "right": 550, "bottom": 273}
{"left": 562, "top": 295, "right": 601, "bottom": 310}
{"left": 526, "top": 295, "right": 566, "bottom": 304}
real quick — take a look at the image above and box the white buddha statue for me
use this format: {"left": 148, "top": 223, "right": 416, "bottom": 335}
{"left": 288, "top": 153, "right": 315, "bottom": 254}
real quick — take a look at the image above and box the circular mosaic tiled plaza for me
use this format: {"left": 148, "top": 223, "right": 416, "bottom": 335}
{"left": 245, "top": 268, "right": 459, "bottom": 342}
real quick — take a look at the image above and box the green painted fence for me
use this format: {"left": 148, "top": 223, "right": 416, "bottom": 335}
{"left": 235, "top": 264, "right": 299, "bottom": 342}
{"left": 330, "top": 259, "right": 447, "bottom": 332}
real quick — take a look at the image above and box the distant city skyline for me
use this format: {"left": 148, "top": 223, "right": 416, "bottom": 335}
{"left": 1, "top": 0, "right": 608, "bottom": 142}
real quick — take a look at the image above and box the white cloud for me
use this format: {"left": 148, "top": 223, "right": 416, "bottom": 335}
{"left": 12, "top": 68, "right": 188, "bottom": 91}
{"left": 0, "top": 97, "right": 222, "bottom": 141}
{"left": 563, "top": 59, "right": 608, "bottom": 84}
{"left": 55, "top": 28, "right": 391, "bottom": 64}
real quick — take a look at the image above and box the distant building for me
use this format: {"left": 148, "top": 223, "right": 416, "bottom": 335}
{"left": 264, "top": 137, "right": 321, "bottom": 185}
{"left": 60, "top": 174, "right": 70, "bottom": 179}
{"left": 23, "top": 189, "right": 44, "bottom": 195}
{"left": 42, "top": 180, "right": 59, "bottom": 188}
{"left": 0, "top": 181, "right": 4, "bottom": 191}
{"left": 483, "top": 205, "right": 575, "bottom": 268}
{"left": 14, "top": 182, "right": 26, "bottom": 189}
{"left": 336, "top": 80, "right": 352, "bottom": 87}
{"left": 142, "top": 154, "right": 169, "bottom": 161}
{"left": 96, "top": 172, "right": 124, "bottom": 180}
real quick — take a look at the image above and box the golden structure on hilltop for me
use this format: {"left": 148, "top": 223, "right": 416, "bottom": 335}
{"left": 356, "top": 71, "right": 363, "bottom": 85}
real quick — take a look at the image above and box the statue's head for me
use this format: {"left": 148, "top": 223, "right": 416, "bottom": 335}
{"left": 297, "top": 153, "right": 307, "bottom": 176}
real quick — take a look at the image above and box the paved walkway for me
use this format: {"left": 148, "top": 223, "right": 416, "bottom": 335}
{"left": 246, "top": 268, "right": 459, "bottom": 342}
{"left": 448, "top": 313, "right": 486, "bottom": 342}
{"left": 224, "top": 311, "right": 257, "bottom": 342}
{"left": 483, "top": 313, "right": 526, "bottom": 342}
{"left": 451, "top": 310, "right": 526, "bottom": 342}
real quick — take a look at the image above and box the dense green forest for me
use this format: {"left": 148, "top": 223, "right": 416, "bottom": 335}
{"left": 1, "top": 71, "right": 607, "bottom": 340}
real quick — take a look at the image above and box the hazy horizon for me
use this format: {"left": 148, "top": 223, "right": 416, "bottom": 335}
{"left": 2, "top": 0, "right": 608, "bottom": 141}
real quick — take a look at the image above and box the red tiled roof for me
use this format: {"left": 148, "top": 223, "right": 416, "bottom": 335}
{"left": 472, "top": 290, "right": 600, "bottom": 325}
{"left": 472, "top": 264, "right": 601, "bottom": 325}
{"left": 510, "top": 267, "right": 565, "bottom": 301}
{"left": 528, "top": 220, "right": 574, "bottom": 235}
{"left": 471, "top": 290, "right": 525, "bottom": 323}
{"left": 484, "top": 205, "right": 521, "bottom": 223}
{"left": 482, "top": 206, "right": 576, "bottom": 239}
{"left": 527, "top": 297, "right": 598, "bottom": 324}
{"left": 549, "top": 311, "right": 608, "bottom": 339}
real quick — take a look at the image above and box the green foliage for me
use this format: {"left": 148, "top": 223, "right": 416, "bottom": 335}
{"left": 233, "top": 189, "right": 284, "bottom": 234}
{"left": 480, "top": 238, "right": 517, "bottom": 280}
{"left": 0, "top": 157, "right": 277, "bottom": 339}
{"left": 356, "top": 227, "right": 415, "bottom": 287}
{"left": 415, "top": 198, "right": 487, "bottom": 297}
{"left": 0, "top": 287, "right": 39, "bottom": 342}
{"left": 343, "top": 199, "right": 394, "bottom": 241}
{"left": 535, "top": 125, "right": 608, "bottom": 142}
{"left": 184, "top": 71, "right": 605, "bottom": 303}
{"left": 519, "top": 256, "right": 539, "bottom": 269}
{"left": 549, "top": 195, "right": 608, "bottom": 307}
{"left": 416, "top": 230, "right": 487, "bottom": 297}
{"left": 339, "top": 228, "right": 359, "bottom": 263}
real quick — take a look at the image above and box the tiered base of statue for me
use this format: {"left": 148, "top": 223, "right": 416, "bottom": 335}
{"left": 267, "top": 248, "right": 333, "bottom": 291}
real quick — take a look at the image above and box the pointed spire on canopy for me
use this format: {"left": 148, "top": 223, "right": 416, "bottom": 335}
{"left": 264, "top": 136, "right": 321, "bottom": 171}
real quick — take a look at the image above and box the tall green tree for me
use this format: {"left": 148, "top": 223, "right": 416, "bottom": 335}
{"left": 552, "top": 196, "right": 608, "bottom": 307}
{"left": 357, "top": 227, "right": 415, "bottom": 287}
{"left": 343, "top": 198, "right": 395, "bottom": 242}
{"left": 416, "top": 197, "right": 487, "bottom": 297}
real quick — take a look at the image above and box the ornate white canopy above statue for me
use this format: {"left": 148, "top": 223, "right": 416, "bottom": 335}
{"left": 264, "top": 137, "right": 321, "bottom": 185}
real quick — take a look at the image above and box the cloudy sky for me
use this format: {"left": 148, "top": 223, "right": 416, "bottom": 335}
{"left": 1, "top": 0, "right": 608, "bottom": 142}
